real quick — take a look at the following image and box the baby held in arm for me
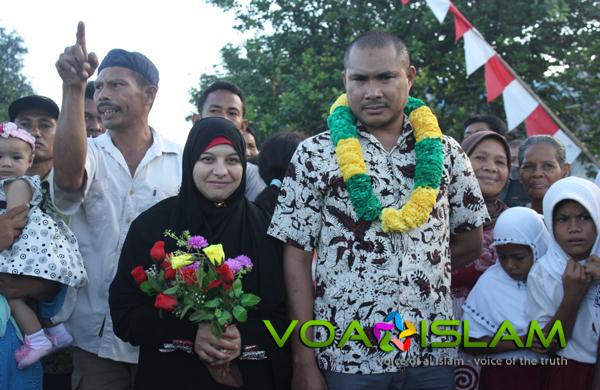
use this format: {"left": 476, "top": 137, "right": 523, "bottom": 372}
{"left": 0, "top": 122, "right": 87, "bottom": 369}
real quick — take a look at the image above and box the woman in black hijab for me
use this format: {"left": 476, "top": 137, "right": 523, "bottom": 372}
{"left": 109, "top": 117, "right": 290, "bottom": 390}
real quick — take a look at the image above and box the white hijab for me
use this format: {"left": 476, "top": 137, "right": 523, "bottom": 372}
{"left": 463, "top": 207, "right": 550, "bottom": 336}
{"left": 540, "top": 176, "right": 600, "bottom": 279}
{"left": 534, "top": 177, "right": 600, "bottom": 361}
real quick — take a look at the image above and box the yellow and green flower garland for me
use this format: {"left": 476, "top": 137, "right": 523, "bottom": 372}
{"left": 327, "top": 94, "right": 444, "bottom": 233}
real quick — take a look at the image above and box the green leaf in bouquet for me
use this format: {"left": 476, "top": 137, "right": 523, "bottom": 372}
{"left": 162, "top": 285, "right": 179, "bottom": 295}
{"left": 183, "top": 294, "right": 196, "bottom": 307}
{"left": 218, "top": 310, "right": 232, "bottom": 326}
{"left": 233, "top": 305, "right": 248, "bottom": 322}
{"left": 205, "top": 297, "right": 222, "bottom": 308}
{"left": 189, "top": 310, "right": 214, "bottom": 322}
{"left": 232, "top": 279, "right": 242, "bottom": 297}
{"left": 211, "top": 320, "right": 223, "bottom": 338}
{"left": 196, "top": 264, "right": 205, "bottom": 287}
{"left": 146, "top": 277, "right": 162, "bottom": 292}
{"left": 241, "top": 293, "right": 261, "bottom": 307}
{"left": 139, "top": 281, "right": 153, "bottom": 296}
{"left": 214, "top": 308, "right": 222, "bottom": 319}
{"left": 179, "top": 303, "right": 194, "bottom": 319}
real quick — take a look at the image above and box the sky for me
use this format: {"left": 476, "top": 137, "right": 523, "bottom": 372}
{"left": 1, "top": 0, "right": 246, "bottom": 145}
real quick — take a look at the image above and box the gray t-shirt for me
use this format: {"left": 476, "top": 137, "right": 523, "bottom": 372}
{"left": 245, "top": 163, "right": 266, "bottom": 201}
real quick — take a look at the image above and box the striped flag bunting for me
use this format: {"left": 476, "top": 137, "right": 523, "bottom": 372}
{"left": 401, "top": 0, "right": 581, "bottom": 162}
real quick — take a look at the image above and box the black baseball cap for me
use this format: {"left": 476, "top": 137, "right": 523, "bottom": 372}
{"left": 8, "top": 95, "right": 60, "bottom": 122}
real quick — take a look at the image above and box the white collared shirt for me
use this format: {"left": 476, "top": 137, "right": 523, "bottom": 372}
{"left": 51, "top": 129, "right": 182, "bottom": 363}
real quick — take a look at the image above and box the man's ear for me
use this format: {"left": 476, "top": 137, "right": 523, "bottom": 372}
{"left": 192, "top": 114, "right": 200, "bottom": 124}
{"left": 406, "top": 65, "right": 417, "bottom": 90}
{"left": 342, "top": 70, "right": 347, "bottom": 89}
{"left": 241, "top": 119, "right": 249, "bottom": 132}
{"left": 144, "top": 85, "right": 158, "bottom": 108}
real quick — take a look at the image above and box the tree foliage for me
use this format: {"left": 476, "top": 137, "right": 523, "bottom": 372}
{"left": 0, "top": 26, "right": 34, "bottom": 122}
{"left": 193, "top": 0, "right": 599, "bottom": 157}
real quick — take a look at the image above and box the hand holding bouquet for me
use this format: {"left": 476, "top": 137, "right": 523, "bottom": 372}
{"left": 130, "top": 230, "right": 261, "bottom": 387}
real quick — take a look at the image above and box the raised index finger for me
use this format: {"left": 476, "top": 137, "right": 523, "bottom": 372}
{"left": 76, "top": 21, "right": 87, "bottom": 57}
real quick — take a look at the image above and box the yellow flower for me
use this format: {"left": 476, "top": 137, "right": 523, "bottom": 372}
{"left": 410, "top": 107, "right": 442, "bottom": 142}
{"left": 336, "top": 138, "right": 367, "bottom": 180}
{"left": 169, "top": 254, "right": 194, "bottom": 270}
{"left": 203, "top": 244, "right": 225, "bottom": 266}
{"left": 329, "top": 94, "right": 349, "bottom": 114}
{"left": 380, "top": 187, "right": 438, "bottom": 232}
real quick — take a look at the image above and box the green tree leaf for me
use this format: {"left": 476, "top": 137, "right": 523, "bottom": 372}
{"left": 192, "top": 0, "right": 600, "bottom": 163}
{"left": 0, "top": 26, "right": 34, "bottom": 122}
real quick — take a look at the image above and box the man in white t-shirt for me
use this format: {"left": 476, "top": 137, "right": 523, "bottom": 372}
{"left": 53, "top": 22, "right": 182, "bottom": 390}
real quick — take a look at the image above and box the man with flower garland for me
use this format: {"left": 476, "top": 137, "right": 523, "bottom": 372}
{"left": 268, "top": 31, "right": 489, "bottom": 389}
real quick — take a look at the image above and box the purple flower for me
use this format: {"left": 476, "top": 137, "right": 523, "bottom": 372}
{"left": 225, "top": 258, "right": 243, "bottom": 274}
{"left": 234, "top": 255, "right": 253, "bottom": 270}
{"left": 187, "top": 235, "right": 208, "bottom": 249}
{"left": 182, "top": 261, "right": 199, "bottom": 271}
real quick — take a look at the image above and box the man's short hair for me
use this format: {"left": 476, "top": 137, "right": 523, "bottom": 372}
{"left": 85, "top": 81, "right": 95, "bottom": 100}
{"left": 196, "top": 80, "right": 246, "bottom": 115}
{"left": 463, "top": 114, "right": 508, "bottom": 137}
{"left": 245, "top": 126, "right": 258, "bottom": 144}
{"left": 343, "top": 31, "right": 410, "bottom": 70}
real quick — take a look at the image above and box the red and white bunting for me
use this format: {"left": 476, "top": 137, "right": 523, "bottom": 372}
{"left": 425, "top": 0, "right": 450, "bottom": 22}
{"left": 524, "top": 106, "right": 559, "bottom": 136}
{"left": 554, "top": 129, "right": 582, "bottom": 164}
{"left": 502, "top": 80, "right": 538, "bottom": 131}
{"left": 484, "top": 56, "right": 514, "bottom": 102}
{"left": 462, "top": 30, "right": 495, "bottom": 76}
{"left": 401, "top": 0, "right": 581, "bottom": 162}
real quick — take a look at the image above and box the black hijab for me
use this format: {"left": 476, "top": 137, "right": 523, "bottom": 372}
{"left": 176, "top": 117, "right": 248, "bottom": 244}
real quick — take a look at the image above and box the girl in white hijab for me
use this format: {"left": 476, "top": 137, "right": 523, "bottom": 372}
{"left": 463, "top": 207, "right": 550, "bottom": 390}
{"left": 527, "top": 176, "right": 600, "bottom": 390}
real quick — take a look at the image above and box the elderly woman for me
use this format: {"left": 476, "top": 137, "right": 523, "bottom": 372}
{"left": 109, "top": 118, "right": 290, "bottom": 390}
{"left": 518, "top": 135, "right": 570, "bottom": 214}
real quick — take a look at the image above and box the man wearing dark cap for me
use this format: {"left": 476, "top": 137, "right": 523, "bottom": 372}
{"left": 9, "top": 95, "right": 59, "bottom": 179}
{"left": 53, "top": 23, "right": 182, "bottom": 390}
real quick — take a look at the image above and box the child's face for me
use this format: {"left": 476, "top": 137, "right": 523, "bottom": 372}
{"left": 553, "top": 200, "right": 596, "bottom": 261}
{"left": 496, "top": 243, "right": 534, "bottom": 281}
{"left": 0, "top": 137, "right": 33, "bottom": 179}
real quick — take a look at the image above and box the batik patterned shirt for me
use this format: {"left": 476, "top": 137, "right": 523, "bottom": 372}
{"left": 268, "top": 116, "right": 489, "bottom": 374}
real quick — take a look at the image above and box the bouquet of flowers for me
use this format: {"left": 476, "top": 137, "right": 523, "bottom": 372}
{"left": 130, "top": 230, "right": 260, "bottom": 336}
{"left": 130, "top": 230, "right": 261, "bottom": 386}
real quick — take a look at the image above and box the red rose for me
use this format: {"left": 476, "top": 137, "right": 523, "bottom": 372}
{"left": 154, "top": 293, "right": 177, "bottom": 312}
{"left": 160, "top": 257, "right": 171, "bottom": 269}
{"left": 164, "top": 266, "right": 176, "bottom": 280}
{"left": 180, "top": 268, "right": 197, "bottom": 286}
{"left": 131, "top": 266, "right": 147, "bottom": 284}
{"left": 205, "top": 279, "right": 222, "bottom": 291}
{"left": 217, "top": 264, "right": 234, "bottom": 285}
{"left": 150, "top": 241, "right": 166, "bottom": 262}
